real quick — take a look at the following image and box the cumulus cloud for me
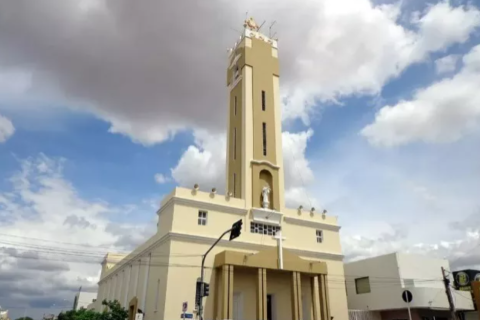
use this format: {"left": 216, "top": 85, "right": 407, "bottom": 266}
{"left": 154, "top": 173, "right": 171, "bottom": 184}
{"left": 170, "top": 130, "right": 226, "bottom": 192}
{"left": 342, "top": 225, "right": 480, "bottom": 269}
{"left": 170, "top": 129, "right": 317, "bottom": 208}
{"left": 0, "top": 0, "right": 479, "bottom": 144}
{"left": 361, "top": 44, "right": 480, "bottom": 147}
{"left": 0, "top": 154, "right": 155, "bottom": 318}
{"left": 0, "top": 113, "right": 15, "bottom": 142}
{"left": 435, "top": 54, "right": 459, "bottom": 74}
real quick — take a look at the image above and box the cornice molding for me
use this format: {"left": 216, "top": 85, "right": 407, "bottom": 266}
{"left": 283, "top": 216, "right": 341, "bottom": 232}
{"left": 169, "top": 232, "right": 344, "bottom": 261}
{"left": 157, "top": 196, "right": 248, "bottom": 217}
{"left": 250, "top": 159, "right": 280, "bottom": 169}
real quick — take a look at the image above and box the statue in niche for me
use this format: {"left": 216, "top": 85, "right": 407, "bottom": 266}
{"left": 262, "top": 185, "right": 271, "bottom": 209}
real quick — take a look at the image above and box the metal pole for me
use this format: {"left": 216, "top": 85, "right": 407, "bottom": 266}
{"left": 441, "top": 267, "right": 458, "bottom": 320}
{"left": 198, "top": 228, "right": 232, "bottom": 320}
{"left": 407, "top": 301, "right": 412, "bottom": 320}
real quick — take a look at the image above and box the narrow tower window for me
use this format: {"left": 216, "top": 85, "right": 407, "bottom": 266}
{"left": 233, "top": 173, "right": 236, "bottom": 197}
{"left": 234, "top": 96, "right": 237, "bottom": 115}
{"left": 262, "top": 122, "right": 267, "bottom": 156}
{"left": 262, "top": 91, "right": 266, "bottom": 111}
{"left": 233, "top": 127, "right": 236, "bottom": 160}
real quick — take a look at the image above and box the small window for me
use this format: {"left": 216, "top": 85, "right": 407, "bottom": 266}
{"left": 355, "top": 277, "right": 371, "bottom": 294}
{"left": 262, "top": 122, "right": 267, "bottom": 156}
{"left": 316, "top": 230, "right": 323, "bottom": 243}
{"left": 262, "top": 90, "right": 266, "bottom": 111}
{"left": 234, "top": 96, "right": 237, "bottom": 115}
{"left": 198, "top": 210, "right": 207, "bottom": 226}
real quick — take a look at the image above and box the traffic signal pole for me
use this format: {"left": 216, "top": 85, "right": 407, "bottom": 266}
{"left": 198, "top": 219, "right": 243, "bottom": 320}
{"left": 198, "top": 228, "right": 232, "bottom": 320}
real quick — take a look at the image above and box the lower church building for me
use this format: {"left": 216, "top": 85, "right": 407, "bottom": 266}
{"left": 94, "top": 18, "right": 349, "bottom": 320}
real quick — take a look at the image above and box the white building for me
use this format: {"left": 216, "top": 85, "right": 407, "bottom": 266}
{"left": 345, "top": 253, "right": 474, "bottom": 320}
{"left": 73, "top": 291, "right": 97, "bottom": 311}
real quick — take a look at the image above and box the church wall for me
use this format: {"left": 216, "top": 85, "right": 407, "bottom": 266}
{"left": 157, "top": 200, "right": 174, "bottom": 238}
{"left": 170, "top": 203, "right": 247, "bottom": 239}
{"left": 144, "top": 241, "right": 171, "bottom": 320}
{"left": 136, "top": 256, "right": 147, "bottom": 311}
{"left": 163, "top": 239, "right": 256, "bottom": 320}
{"left": 300, "top": 258, "right": 349, "bottom": 320}
{"left": 232, "top": 267, "right": 257, "bottom": 320}
{"left": 267, "top": 269, "right": 294, "bottom": 320}
{"left": 283, "top": 220, "right": 343, "bottom": 253}
{"left": 302, "top": 274, "right": 314, "bottom": 320}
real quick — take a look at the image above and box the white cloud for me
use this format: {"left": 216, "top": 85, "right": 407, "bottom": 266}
{"left": 170, "top": 129, "right": 318, "bottom": 208}
{"left": 306, "top": 129, "right": 480, "bottom": 267}
{"left": 362, "top": 44, "right": 480, "bottom": 147}
{"left": 342, "top": 226, "right": 480, "bottom": 269}
{"left": 154, "top": 173, "right": 170, "bottom": 184}
{"left": 0, "top": 113, "right": 15, "bottom": 143}
{"left": 435, "top": 54, "right": 459, "bottom": 74}
{"left": 0, "top": 0, "right": 479, "bottom": 144}
{"left": 170, "top": 130, "right": 226, "bottom": 192}
{"left": 0, "top": 154, "right": 155, "bottom": 318}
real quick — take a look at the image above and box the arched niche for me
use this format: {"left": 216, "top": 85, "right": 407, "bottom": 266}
{"left": 259, "top": 169, "right": 273, "bottom": 209}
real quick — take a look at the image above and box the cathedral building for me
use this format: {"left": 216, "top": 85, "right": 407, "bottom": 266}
{"left": 94, "top": 18, "right": 349, "bottom": 320}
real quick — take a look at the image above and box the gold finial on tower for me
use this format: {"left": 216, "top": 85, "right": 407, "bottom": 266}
{"left": 244, "top": 17, "right": 260, "bottom": 31}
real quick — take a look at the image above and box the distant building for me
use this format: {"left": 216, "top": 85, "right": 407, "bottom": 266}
{"left": 43, "top": 314, "right": 56, "bottom": 320}
{"left": 345, "top": 253, "right": 474, "bottom": 320}
{"left": 0, "top": 306, "right": 9, "bottom": 320}
{"left": 453, "top": 269, "right": 480, "bottom": 320}
{"left": 453, "top": 269, "right": 480, "bottom": 310}
{"left": 73, "top": 291, "right": 98, "bottom": 311}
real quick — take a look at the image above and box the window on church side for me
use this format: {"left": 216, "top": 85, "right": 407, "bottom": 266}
{"left": 316, "top": 230, "right": 323, "bottom": 243}
{"left": 262, "top": 90, "right": 266, "bottom": 111}
{"left": 198, "top": 210, "right": 207, "bottom": 226}
{"left": 154, "top": 279, "right": 160, "bottom": 311}
{"left": 234, "top": 96, "right": 237, "bottom": 115}
{"left": 250, "top": 222, "right": 280, "bottom": 236}
{"left": 262, "top": 122, "right": 267, "bottom": 156}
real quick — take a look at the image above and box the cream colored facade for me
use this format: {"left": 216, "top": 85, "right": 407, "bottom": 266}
{"left": 94, "top": 18, "right": 349, "bottom": 320}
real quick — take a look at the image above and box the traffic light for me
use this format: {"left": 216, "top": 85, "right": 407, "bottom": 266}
{"left": 229, "top": 219, "right": 243, "bottom": 241}
{"left": 203, "top": 283, "right": 210, "bottom": 297}
{"left": 195, "top": 280, "right": 202, "bottom": 309}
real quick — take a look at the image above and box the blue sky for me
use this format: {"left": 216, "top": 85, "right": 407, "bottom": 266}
{"left": 1, "top": 0, "right": 480, "bottom": 317}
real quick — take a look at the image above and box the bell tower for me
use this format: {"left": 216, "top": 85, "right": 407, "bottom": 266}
{"left": 226, "top": 18, "right": 285, "bottom": 212}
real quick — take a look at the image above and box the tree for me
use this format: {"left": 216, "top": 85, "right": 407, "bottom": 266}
{"left": 57, "top": 300, "right": 127, "bottom": 320}
{"left": 15, "top": 317, "right": 34, "bottom": 320}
